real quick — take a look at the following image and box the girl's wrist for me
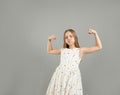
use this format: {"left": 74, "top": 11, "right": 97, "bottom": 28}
{"left": 94, "top": 32, "right": 97, "bottom": 36}
{"left": 48, "top": 38, "right": 51, "bottom": 41}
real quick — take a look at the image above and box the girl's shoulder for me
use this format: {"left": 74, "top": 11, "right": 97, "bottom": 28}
{"left": 60, "top": 48, "right": 66, "bottom": 51}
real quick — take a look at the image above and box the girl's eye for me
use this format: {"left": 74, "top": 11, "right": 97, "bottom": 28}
{"left": 70, "top": 35, "right": 72, "bottom": 38}
{"left": 65, "top": 36, "right": 68, "bottom": 39}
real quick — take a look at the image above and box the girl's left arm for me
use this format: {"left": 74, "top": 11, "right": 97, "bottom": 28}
{"left": 81, "top": 29, "right": 102, "bottom": 56}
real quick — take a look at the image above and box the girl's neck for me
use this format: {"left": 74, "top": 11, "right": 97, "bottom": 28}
{"left": 69, "top": 45, "right": 76, "bottom": 49}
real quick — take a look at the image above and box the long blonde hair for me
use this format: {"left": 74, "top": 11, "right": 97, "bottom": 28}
{"left": 63, "top": 29, "right": 80, "bottom": 48}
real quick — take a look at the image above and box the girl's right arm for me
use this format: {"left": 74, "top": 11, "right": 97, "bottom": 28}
{"left": 47, "top": 35, "right": 61, "bottom": 55}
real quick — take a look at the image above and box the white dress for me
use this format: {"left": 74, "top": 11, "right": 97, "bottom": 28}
{"left": 46, "top": 48, "right": 83, "bottom": 95}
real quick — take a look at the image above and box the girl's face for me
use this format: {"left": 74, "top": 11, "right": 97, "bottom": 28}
{"left": 65, "top": 31, "right": 75, "bottom": 46}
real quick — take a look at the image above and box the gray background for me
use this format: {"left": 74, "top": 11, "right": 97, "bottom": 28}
{"left": 0, "top": 0, "right": 120, "bottom": 95}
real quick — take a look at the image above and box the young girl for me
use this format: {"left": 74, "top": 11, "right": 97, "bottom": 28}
{"left": 46, "top": 28, "right": 102, "bottom": 95}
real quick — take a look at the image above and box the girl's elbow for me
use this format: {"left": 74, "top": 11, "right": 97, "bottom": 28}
{"left": 98, "top": 44, "right": 102, "bottom": 50}
{"left": 47, "top": 51, "right": 51, "bottom": 54}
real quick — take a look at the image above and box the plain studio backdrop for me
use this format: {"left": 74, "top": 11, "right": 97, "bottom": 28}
{"left": 0, "top": 0, "right": 120, "bottom": 95}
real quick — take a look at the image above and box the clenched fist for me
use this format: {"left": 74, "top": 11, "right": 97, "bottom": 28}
{"left": 48, "top": 34, "right": 56, "bottom": 41}
{"left": 88, "top": 29, "right": 97, "bottom": 35}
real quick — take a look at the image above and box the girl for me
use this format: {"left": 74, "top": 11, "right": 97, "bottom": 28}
{"left": 46, "top": 28, "right": 102, "bottom": 95}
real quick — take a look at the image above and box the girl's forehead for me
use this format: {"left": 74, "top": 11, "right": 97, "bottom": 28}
{"left": 65, "top": 31, "right": 73, "bottom": 36}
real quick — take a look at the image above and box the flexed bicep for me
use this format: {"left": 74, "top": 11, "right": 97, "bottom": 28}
{"left": 81, "top": 46, "right": 102, "bottom": 55}
{"left": 48, "top": 48, "right": 61, "bottom": 55}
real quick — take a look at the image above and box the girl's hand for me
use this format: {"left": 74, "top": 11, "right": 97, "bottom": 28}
{"left": 88, "top": 29, "right": 97, "bottom": 35}
{"left": 48, "top": 34, "right": 56, "bottom": 41}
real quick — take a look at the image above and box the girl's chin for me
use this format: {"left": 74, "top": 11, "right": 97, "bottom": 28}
{"left": 67, "top": 43, "right": 73, "bottom": 46}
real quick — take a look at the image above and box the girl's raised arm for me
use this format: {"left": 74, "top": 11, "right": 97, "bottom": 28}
{"left": 80, "top": 29, "right": 102, "bottom": 57}
{"left": 47, "top": 35, "right": 61, "bottom": 55}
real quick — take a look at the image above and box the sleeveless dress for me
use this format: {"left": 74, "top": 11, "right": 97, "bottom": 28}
{"left": 46, "top": 48, "right": 83, "bottom": 95}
